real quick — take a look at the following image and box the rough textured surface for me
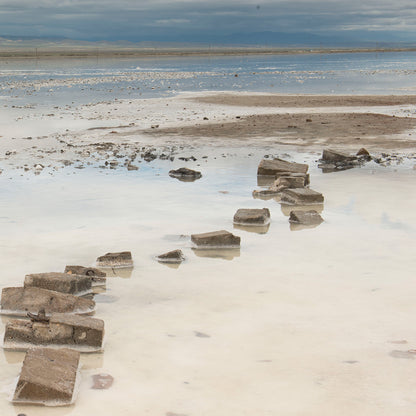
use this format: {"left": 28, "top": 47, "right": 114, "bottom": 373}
{"left": 65, "top": 265, "right": 107, "bottom": 278}
{"left": 4, "top": 313, "right": 104, "bottom": 350}
{"left": 1, "top": 287, "right": 95, "bottom": 316}
{"left": 281, "top": 188, "right": 324, "bottom": 205}
{"left": 169, "top": 167, "right": 202, "bottom": 182}
{"left": 91, "top": 374, "right": 114, "bottom": 390}
{"left": 257, "top": 158, "right": 309, "bottom": 176}
{"left": 157, "top": 249, "right": 185, "bottom": 263}
{"left": 191, "top": 230, "right": 240, "bottom": 248}
{"left": 24, "top": 272, "right": 92, "bottom": 294}
{"left": 13, "top": 348, "right": 80, "bottom": 405}
{"left": 270, "top": 175, "right": 306, "bottom": 192}
{"left": 233, "top": 208, "right": 271, "bottom": 226}
{"left": 96, "top": 251, "right": 133, "bottom": 268}
{"left": 289, "top": 210, "right": 324, "bottom": 225}
{"left": 321, "top": 149, "right": 357, "bottom": 163}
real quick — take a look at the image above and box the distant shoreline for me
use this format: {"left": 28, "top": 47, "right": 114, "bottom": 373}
{"left": 1, "top": 46, "right": 416, "bottom": 59}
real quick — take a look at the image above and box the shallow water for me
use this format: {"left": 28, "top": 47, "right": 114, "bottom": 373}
{"left": 0, "top": 148, "right": 416, "bottom": 415}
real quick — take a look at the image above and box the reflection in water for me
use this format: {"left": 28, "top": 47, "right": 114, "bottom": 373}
{"left": 234, "top": 223, "right": 270, "bottom": 234}
{"left": 252, "top": 191, "right": 280, "bottom": 201}
{"left": 290, "top": 222, "right": 323, "bottom": 232}
{"left": 2, "top": 350, "right": 25, "bottom": 365}
{"left": 158, "top": 261, "right": 181, "bottom": 269}
{"left": 280, "top": 203, "right": 324, "bottom": 216}
{"left": 93, "top": 294, "right": 119, "bottom": 303}
{"left": 192, "top": 248, "right": 241, "bottom": 261}
{"left": 99, "top": 267, "right": 133, "bottom": 279}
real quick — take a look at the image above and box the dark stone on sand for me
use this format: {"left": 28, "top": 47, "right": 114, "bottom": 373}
{"left": 24, "top": 272, "right": 92, "bottom": 295}
{"left": 169, "top": 167, "right": 202, "bottom": 182}
{"left": 96, "top": 251, "right": 133, "bottom": 268}
{"left": 191, "top": 230, "right": 240, "bottom": 248}
{"left": 289, "top": 210, "right": 324, "bottom": 225}
{"left": 92, "top": 374, "right": 114, "bottom": 390}
{"left": 4, "top": 314, "right": 104, "bottom": 351}
{"left": 1, "top": 287, "right": 95, "bottom": 317}
{"left": 257, "top": 158, "right": 308, "bottom": 176}
{"left": 157, "top": 249, "right": 185, "bottom": 264}
{"left": 357, "top": 147, "right": 371, "bottom": 157}
{"left": 233, "top": 208, "right": 271, "bottom": 226}
{"left": 281, "top": 188, "right": 324, "bottom": 205}
{"left": 13, "top": 348, "right": 80, "bottom": 405}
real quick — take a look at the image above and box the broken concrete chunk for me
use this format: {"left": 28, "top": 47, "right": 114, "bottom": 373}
{"left": 65, "top": 265, "right": 106, "bottom": 284}
{"left": 96, "top": 251, "right": 133, "bottom": 268}
{"left": 65, "top": 265, "right": 106, "bottom": 278}
{"left": 321, "top": 149, "right": 357, "bottom": 163}
{"left": 13, "top": 348, "right": 80, "bottom": 406}
{"left": 157, "top": 249, "right": 185, "bottom": 264}
{"left": 24, "top": 272, "right": 92, "bottom": 295}
{"left": 281, "top": 188, "right": 324, "bottom": 205}
{"left": 270, "top": 175, "right": 305, "bottom": 192}
{"left": 233, "top": 208, "right": 271, "bottom": 226}
{"left": 191, "top": 230, "right": 240, "bottom": 248}
{"left": 289, "top": 210, "right": 324, "bottom": 226}
{"left": 257, "top": 158, "right": 308, "bottom": 176}
{"left": 252, "top": 189, "right": 280, "bottom": 199}
{"left": 356, "top": 147, "right": 371, "bottom": 159}
{"left": 4, "top": 314, "right": 104, "bottom": 352}
{"left": 169, "top": 167, "right": 202, "bottom": 182}
{"left": 1, "top": 287, "right": 95, "bottom": 317}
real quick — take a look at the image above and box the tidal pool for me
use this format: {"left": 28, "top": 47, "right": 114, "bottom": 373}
{"left": 0, "top": 148, "right": 415, "bottom": 415}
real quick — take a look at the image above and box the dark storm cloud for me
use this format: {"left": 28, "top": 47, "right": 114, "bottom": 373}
{"left": 0, "top": 0, "right": 415, "bottom": 42}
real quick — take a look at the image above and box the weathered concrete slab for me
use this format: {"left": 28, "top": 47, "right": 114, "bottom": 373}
{"left": 257, "top": 158, "right": 308, "bottom": 176}
{"left": 281, "top": 188, "right": 324, "bottom": 205}
{"left": 252, "top": 189, "right": 280, "bottom": 199}
{"left": 233, "top": 208, "right": 271, "bottom": 226}
{"left": 289, "top": 210, "right": 324, "bottom": 226}
{"left": 24, "top": 273, "right": 92, "bottom": 295}
{"left": 270, "top": 175, "right": 305, "bottom": 192}
{"left": 65, "top": 265, "right": 106, "bottom": 279}
{"left": 169, "top": 167, "right": 202, "bottom": 182}
{"left": 1, "top": 287, "right": 95, "bottom": 317}
{"left": 96, "top": 251, "right": 133, "bottom": 268}
{"left": 4, "top": 313, "right": 104, "bottom": 352}
{"left": 13, "top": 347, "right": 80, "bottom": 406}
{"left": 157, "top": 249, "right": 185, "bottom": 264}
{"left": 191, "top": 230, "right": 240, "bottom": 248}
{"left": 321, "top": 149, "right": 357, "bottom": 163}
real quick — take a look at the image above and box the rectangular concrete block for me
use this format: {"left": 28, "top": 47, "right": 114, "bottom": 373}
{"left": 1, "top": 287, "right": 96, "bottom": 317}
{"left": 4, "top": 313, "right": 104, "bottom": 352}
{"left": 96, "top": 251, "right": 133, "bottom": 268}
{"left": 289, "top": 210, "right": 324, "bottom": 225}
{"left": 257, "top": 158, "right": 308, "bottom": 176}
{"left": 13, "top": 348, "right": 80, "bottom": 406}
{"left": 24, "top": 272, "right": 92, "bottom": 295}
{"left": 65, "top": 265, "right": 107, "bottom": 284}
{"left": 233, "top": 208, "right": 271, "bottom": 226}
{"left": 191, "top": 230, "right": 240, "bottom": 248}
{"left": 281, "top": 188, "right": 324, "bottom": 205}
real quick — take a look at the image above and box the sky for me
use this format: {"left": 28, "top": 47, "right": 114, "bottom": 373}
{"left": 0, "top": 0, "right": 415, "bottom": 45}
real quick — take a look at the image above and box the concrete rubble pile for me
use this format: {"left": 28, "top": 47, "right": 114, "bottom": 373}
{"left": 0, "top": 257, "right": 125, "bottom": 406}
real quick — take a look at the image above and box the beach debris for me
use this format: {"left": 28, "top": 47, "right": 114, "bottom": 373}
{"left": 257, "top": 158, "right": 308, "bottom": 176}
{"left": 357, "top": 147, "right": 371, "bottom": 158}
{"left": 281, "top": 188, "right": 324, "bottom": 205}
{"left": 252, "top": 189, "right": 280, "bottom": 198}
{"left": 270, "top": 175, "right": 306, "bottom": 192}
{"left": 96, "top": 251, "right": 133, "bottom": 268}
{"left": 24, "top": 272, "right": 92, "bottom": 295}
{"left": 157, "top": 249, "right": 185, "bottom": 264}
{"left": 1, "top": 287, "right": 95, "bottom": 317}
{"left": 191, "top": 230, "right": 240, "bottom": 248}
{"left": 91, "top": 374, "right": 114, "bottom": 390}
{"left": 169, "top": 167, "right": 202, "bottom": 182}
{"left": 13, "top": 347, "right": 80, "bottom": 406}
{"left": 233, "top": 208, "right": 271, "bottom": 226}
{"left": 4, "top": 313, "right": 104, "bottom": 352}
{"left": 289, "top": 210, "right": 324, "bottom": 226}
{"left": 321, "top": 149, "right": 357, "bottom": 164}
{"left": 65, "top": 265, "right": 106, "bottom": 279}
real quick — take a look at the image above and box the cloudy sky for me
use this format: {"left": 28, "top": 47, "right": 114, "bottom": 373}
{"left": 0, "top": 0, "right": 415, "bottom": 44}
